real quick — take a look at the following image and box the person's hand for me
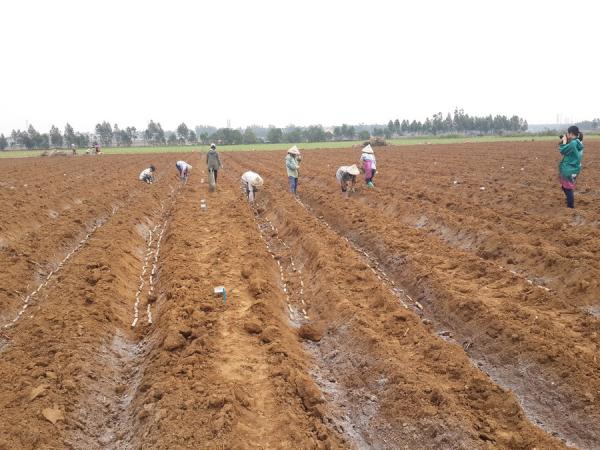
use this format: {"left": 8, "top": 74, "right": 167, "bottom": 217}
{"left": 562, "top": 135, "right": 568, "bottom": 145}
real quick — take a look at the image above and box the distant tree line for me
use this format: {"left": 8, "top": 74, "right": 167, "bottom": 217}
{"left": 574, "top": 118, "right": 600, "bottom": 131}
{"left": 0, "top": 109, "right": 539, "bottom": 151}
{"left": 377, "top": 109, "right": 528, "bottom": 139}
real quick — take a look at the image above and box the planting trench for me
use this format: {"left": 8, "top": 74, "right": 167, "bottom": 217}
{"left": 228, "top": 144, "right": 600, "bottom": 449}
{"left": 0, "top": 144, "right": 598, "bottom": 448}
{"left": 0, "top": 155, "right": 184, "bottom": 448}
{"left": 226, "top": 156, "right": 564, "bottom": 448}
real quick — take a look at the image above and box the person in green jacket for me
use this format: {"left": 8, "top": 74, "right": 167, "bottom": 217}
{"left": 206, "top": 143, "right": 223, "bottom": 186}
{"left": 558, "top": 125, "right": 584, "bottom": 208}
{"left": 285, "top": 145, "right": 301, "bottom": 195}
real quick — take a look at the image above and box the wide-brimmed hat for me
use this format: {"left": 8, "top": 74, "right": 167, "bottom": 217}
{"left": 252, "top": 175, "right": 264, "bottom": 187}
{"left": 347, "top": 164, "right": 360, "bottom": 176}
{"left": 287, "top": 145, "right": 300, "bottom": 155}
{"left": 210, "top": 143, "right": 216, "bottom": 149}
{"left": 362, "top": 144, "right": 374, "bottom": 154}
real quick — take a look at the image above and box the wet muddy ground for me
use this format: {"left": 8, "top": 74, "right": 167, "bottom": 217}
{"left": 0, "top": 141, "right": 598, "bottom": 449}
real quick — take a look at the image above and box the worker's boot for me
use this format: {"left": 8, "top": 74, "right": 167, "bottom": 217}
{"left": 367, "top": 181, "right": 374, "bottom": 188}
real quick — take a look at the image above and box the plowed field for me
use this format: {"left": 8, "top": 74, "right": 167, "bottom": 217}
{"left": 0, "top": 141, "right": 598, "bottom": 449}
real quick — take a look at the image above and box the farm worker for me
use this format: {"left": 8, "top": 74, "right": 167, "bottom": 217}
{"left": 360, "top": 144, "right": 377, "bottom": 188}
{"left": 285, "top": 145, "right": 301, "bottom": 195}
{"left": 139, "top": 165, "right": 156, "bottom": 184}
{"left": 241, "top": 171, "right": 263, "bottom": 203}
{"left": 93, "top": 141, "right": 101, "bottom": 154}
{"left": 206, "top": 143, "right": 223, "bottom": 184}
{"left": 175, "top": 160, "right": 192, "bottom": 181}
{"left": 71, "top": 144, "right": 77, "bottom": 156}
{"left": 558, "top": 125, "right": 584, "bottom": 208}
{"left": 336, "top": 164, "right": 360, "bottom": 197}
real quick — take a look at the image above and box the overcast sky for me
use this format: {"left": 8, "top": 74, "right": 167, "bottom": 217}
{"left": 1, "top": 0, "right": 597, "bottom": 133}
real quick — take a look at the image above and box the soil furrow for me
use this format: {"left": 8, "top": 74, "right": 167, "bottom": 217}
{"left": 226, "top": 154, "right": 564, "bottom": 448}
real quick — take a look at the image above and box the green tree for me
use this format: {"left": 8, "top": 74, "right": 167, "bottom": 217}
{"left": 167, "top": 132, "right": 178, "bottom": 145}
{"left": 95, "top": 121, "right": 113, "bottom": 146}
{"left": 188, "top": 130, "right": 198, "bottom": 143}
{"left": 145, "top": 120, "right": 165, "bottom": 145}
{"left": 243, "top": 127, "right": 257, "bottom": 144}
{"left": 387, "top": 120, "right": 395, "bottom": 136}
{"left": 177, "top": 122, "right": 189, "bottom": 144}
{"left": 267, "top": 127, "right": 283, "bottom": 143}
{"left": 126, "top": 127, "right": 137, "bottom": 145}
{"left": 199, "top": 132, "right": 209, "bottom": 144}
{"left": 358, "top": 130, "right": 370, "bottom": 140}
{"left": 74, "top": 133, "right": 89, "bottom": 147}
{"left": 0, "top": 134, "right": 7, "bottom": 150}
{"left": 28, "top": 125, "right": 45, "bottom": 148}
{"left": 283, "top": 127, "right": 303, "bottom": 143}
{"left": 63, "top": 123, "right": 75, "bottom": 147}
{"left": 394, "top": 119, "right": 400, "bottom": 134}
{"left": 49, "top": 125, "right": 63, "bottom": 147}
{"left": 113, "top": 124, "right": 122, "bottom": 146}
{"left": 303, "top": 125, "right": 326, "bottom": 142}
{"left": 333, "top": 126, "right": 343, "bottom": 140}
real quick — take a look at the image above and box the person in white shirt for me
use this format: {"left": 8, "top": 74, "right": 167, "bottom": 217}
{"left": 139, "top": 165, "right": 156, "bottom": 184}
{"left": 335, "top": 164, "right": 360, "bottom": 197}
{"left": 241, "top": 171, "right": 264, "bottom": 203}
{"left": 175, "top": 160, "right": 192, "bottom": 181}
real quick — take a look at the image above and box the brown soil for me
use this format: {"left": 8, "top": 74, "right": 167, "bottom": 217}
{"left": 0, "top": 141, "right": 597, "bottom": 449}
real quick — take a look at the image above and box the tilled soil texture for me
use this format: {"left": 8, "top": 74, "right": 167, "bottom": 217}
{"left": 0, "top": 141, "right": 592, "bottom": 449}
{"left": 232, "top": 140, "right": 599, "bottom": 449}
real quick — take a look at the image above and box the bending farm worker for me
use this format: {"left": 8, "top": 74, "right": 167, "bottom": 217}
{"left": 206, "top": 143, "right": 223, "bottom": 186}
{"left": 558, "top": 125, "right": 584, "bottom": 208}
{"left": 336, "top": 164, "right": 360, "bottom": 197}
{"left": 175, "top": 160, "right": 192, "bottom": 181}
{"left": 241, "top": 171, "right": 263, "bottom": 203}
{"left": 285, "top": 145, "right": 301, "bottom": 195}
{"left": 360, "top": 144, "right": 377, "bottom": 188}
{"left": 139, "top": 165, "right": 156, "bottom": 184}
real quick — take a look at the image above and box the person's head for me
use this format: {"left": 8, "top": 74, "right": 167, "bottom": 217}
{"left": 347, "top": 164, "right": 360, "bottom": 176}
{"left": 287, "top": 145, "right": 300, "bottom": 158}
{"left": 567, "top": 125, "right": 583, "bottom": 141}
{"left": 150, "top": 165, "right": 156, "bottom": 172}
{"left": 210, "top": 143, "right": 216, "bottom": 150}
{"left": 252, "top": 175, "right": 264, "bottom": 187}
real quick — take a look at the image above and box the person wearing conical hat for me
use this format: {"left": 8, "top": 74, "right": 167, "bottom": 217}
{"left": 241, "top": 171, "right": 264, "bottom": 203}
{"left": 360, "top": 144, "right": 377, "bottom": 188}
{"left": 335, "top": 164, "right": 360, "bottom": 197}
{"left": 285, "top": 145, "right": 301, "bottom": 195}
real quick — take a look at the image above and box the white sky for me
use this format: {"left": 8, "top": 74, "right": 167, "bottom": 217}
{"left": 0, "top": 0, "right": 598, "bottom": 133}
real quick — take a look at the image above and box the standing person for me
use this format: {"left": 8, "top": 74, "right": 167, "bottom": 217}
{"left": 175, "top": 160, "right": 192, "bottom": 181}
{"left": 360, "top": 144, "right": 377, "bottom": 188}
{"left": 558, "top": 126, "right": 584, "bottom": 208}
{"left": 139, "top": 165, "right": 156, "bottom": 184}
{"left": 241, "top": 171, "right": 263, "bottom": 203}
{"left": 206, "top": 143, "right": 223, "bottom": 186}
{"left": 285, "top": 145, "right": 301, "bottom": 195}
{"left": 336, "top": 164, "right": 360, "bottom": 197}
{"left": 71, "top": 143, "right": 77, "bottom": 156}
{"left": 93, "top": 141, "right": 101, "bottom": 154}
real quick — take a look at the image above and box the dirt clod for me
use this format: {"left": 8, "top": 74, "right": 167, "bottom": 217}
{"left": 298, "top": 324, "right": 323, "bottom": 342}
{"left": 41, "top": 407, "right": 64, "bottom": 425}
{"left": 163, "top": 331, "right": 186, "bottom": 351}
{"left": 243, "top": 320, "right": 263, "bottom": 334}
